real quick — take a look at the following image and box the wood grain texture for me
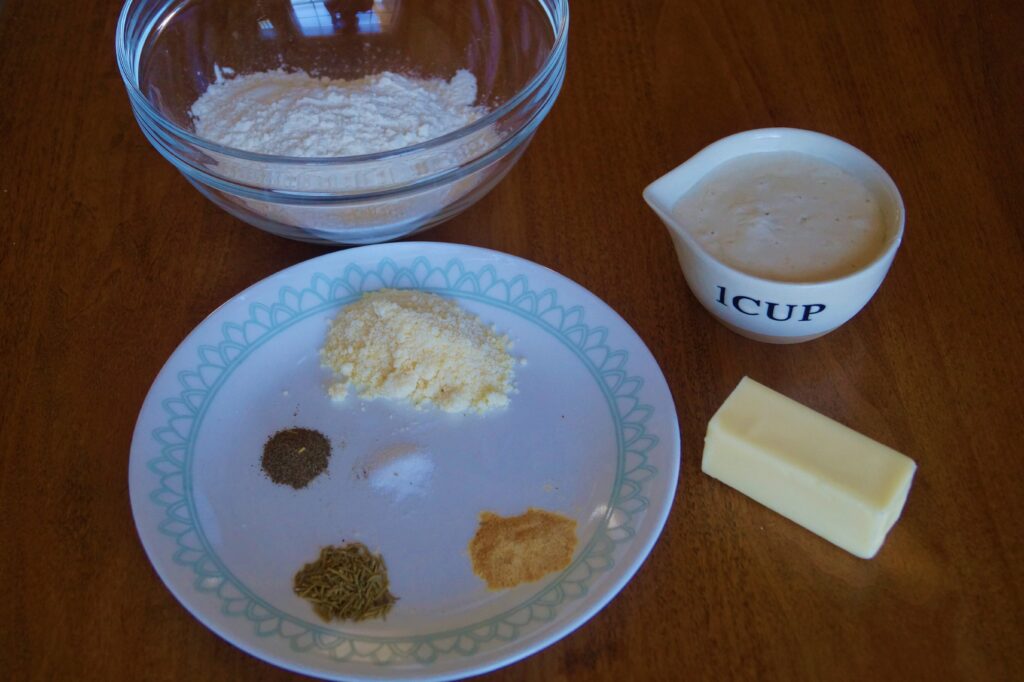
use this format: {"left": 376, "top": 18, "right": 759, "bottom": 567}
{"left": 1, "top": 0, "right": 1022, "bottom": 680}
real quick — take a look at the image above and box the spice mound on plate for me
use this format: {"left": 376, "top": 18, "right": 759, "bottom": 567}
{"left": 321, "top": 289, "right": 516, "bottom": 413}
{"left": 293, "top": 543, "right": 398, "bottom": 622}
{"left": 469, "top": 508, "right": 578, "bottom": 590}
{"left": 261, "top": 427, "right": 331, "bottom": 489}
{"left": 355, "top": 443, "right": 434, "bottom": 501}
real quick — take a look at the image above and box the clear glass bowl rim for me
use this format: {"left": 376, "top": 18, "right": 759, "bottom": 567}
{"left": 114, "top": 0, "right": 570, "bottom": 165}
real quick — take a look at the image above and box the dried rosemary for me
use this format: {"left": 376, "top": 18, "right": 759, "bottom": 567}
{"left": 293, "top": 543, "right": 397, "bottom": 622}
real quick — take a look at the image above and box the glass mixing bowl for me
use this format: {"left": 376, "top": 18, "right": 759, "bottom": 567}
{"left": 116, "top": 0, "right": 568, "bottom": 244}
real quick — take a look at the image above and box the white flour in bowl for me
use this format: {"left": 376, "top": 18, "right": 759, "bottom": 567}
{"left": 187, "top": 68, "right": 503, "bottom": 239}
{"left": 190, "top": 69, "right": 489, "bottom": 157}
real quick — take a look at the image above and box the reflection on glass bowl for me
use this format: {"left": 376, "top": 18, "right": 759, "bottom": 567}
{"left": 116, "top": 0, "right": 569, "bottom": 244}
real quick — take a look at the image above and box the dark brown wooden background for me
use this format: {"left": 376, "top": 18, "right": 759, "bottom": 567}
{"left": 2, "top": 1, "right": 1022, "bottom": 680}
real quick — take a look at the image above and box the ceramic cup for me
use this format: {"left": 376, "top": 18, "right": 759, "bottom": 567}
{"left": 643, "top": 128, "right": 905, "bottom": 344}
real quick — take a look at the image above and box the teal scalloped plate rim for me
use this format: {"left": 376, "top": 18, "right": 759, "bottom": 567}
{"left": 129, "top": 242, "right": 680, "bottom": 681}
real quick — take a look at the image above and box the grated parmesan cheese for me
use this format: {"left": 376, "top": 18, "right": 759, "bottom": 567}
{"left": 321, "top": 289, "right": 515, "bottom": 413}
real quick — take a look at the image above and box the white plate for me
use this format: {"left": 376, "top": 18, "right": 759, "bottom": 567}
{"left": 130, "top": 242, "right": 680, "bottom": 681}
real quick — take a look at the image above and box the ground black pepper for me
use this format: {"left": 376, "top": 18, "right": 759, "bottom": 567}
{"left": 261, "top": 427, "right": 331, "bottom": 489}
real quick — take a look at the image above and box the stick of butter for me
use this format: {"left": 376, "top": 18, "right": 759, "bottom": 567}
{"left": 703, "top": 377, "right": 916, "bottom": 559}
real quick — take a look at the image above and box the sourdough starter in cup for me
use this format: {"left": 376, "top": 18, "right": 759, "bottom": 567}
{"left": 671, "top": 151, "right": 887, "bottom": 282}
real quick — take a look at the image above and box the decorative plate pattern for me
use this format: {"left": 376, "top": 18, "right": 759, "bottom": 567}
{"left": 130, "top": 242, "right": 680, "bottom": 681}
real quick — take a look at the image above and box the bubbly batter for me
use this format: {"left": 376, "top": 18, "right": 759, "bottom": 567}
{"left": 672, "top": 151, "right": 888, "bottom": 282}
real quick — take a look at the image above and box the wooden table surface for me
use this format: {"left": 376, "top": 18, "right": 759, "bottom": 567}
{"left": 2, "top": 0, "right": 1022, "bottom": 679}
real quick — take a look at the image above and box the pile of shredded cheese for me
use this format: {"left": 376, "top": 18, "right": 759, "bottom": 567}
{"left": 321, "top": 290, "right": 515, "bottom": 413}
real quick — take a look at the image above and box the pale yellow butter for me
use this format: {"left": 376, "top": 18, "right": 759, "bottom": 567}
{"left": 702, "top": 377, "right": 916, "bottom": 559}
